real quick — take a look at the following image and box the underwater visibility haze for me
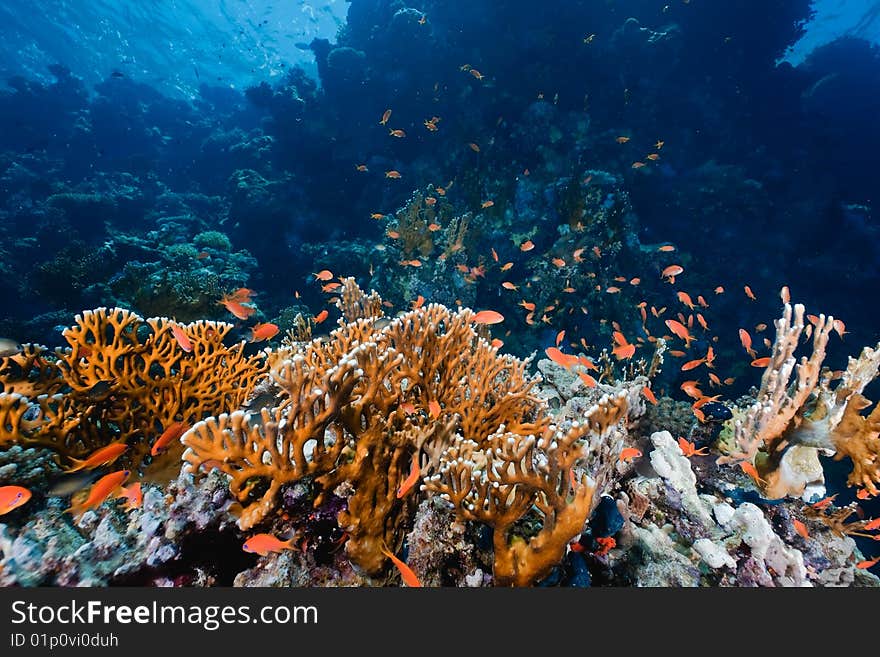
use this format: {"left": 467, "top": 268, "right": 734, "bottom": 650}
{"left": 0, "top": 0, "right": 879, "bottom": 588}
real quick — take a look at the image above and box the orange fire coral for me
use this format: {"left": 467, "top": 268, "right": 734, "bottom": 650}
{"left": 0, "top": 307, "right": 265, "bottom": 469}
{"left": 182, "top": 280, "right": 638, "bottom": 584}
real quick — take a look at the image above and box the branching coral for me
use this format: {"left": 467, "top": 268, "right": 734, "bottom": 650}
{"left": 182, "top": 280, "right": 639, "bottom": 584}
{"left": 0, "top": 307, "right": 265, "bottom": 469}
{"left": 718, "top": 302, "right": 880, "bottom": 498}
{"left": 424, "top": 391, "right": 629, "bottom": 586}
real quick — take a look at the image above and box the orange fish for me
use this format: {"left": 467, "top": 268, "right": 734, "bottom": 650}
{"left": 677, "top": 291, "right": 695, "bottom": 309}
{"left": 577, "top": 371, "right": 597, "bottom": 387}
{"left": 739, "top": 328, "right": 756, "bottom": 358}
{"left": 612, "top": 343, "right": 636, "bottom": 360}
{"left": 370, "top": 213, "right": 385, "bottom": 220}
{"left": 501, "top": 262, "right": 514, "bottom": 272}
{"left": 396, "top": 452, "right": 422, "bottom": 498}
{"left": 552, "top": 257, "right": 566, "bottom": 268}
{"left": 545, "top": 347, "right": 579, "bottom": 369}
{"left": 833, "top": 319, "right": 847, "bottom": 339}
{"left": 658, "top": 245, "right": 676, "bottom": 252}
{"left": 501, "top": 282, "right": 518, "bottom": 291}
{"left": 381, "top": 542, "right": 422, "bottom": 587}
{"left": 864, "top": 517, "right": 880, "bottom": 531}
{"left": 171, "top": 322, "right": 192, "bottom": 352}
{"left": 491, "top": 338, "right": 504, "bottom": 349}
{"left": 250, "top": 322, "right": 280, "bottom": 342}
{"left": 744, "top": 285, "right": 756, "bottom": 300}
{"left": 661, "top": 264, "right": 684, "bottom": 283}
{"left": 481, "top": 200, "right": 494, "bottom": 209}
{"left": 65, "top": 442, "right": 128, "bottom": 473}
{"left": 66, "top": 470, "right": 130, "bottom": 516}
{"left": 519, "top": 300, "right": 536, "bottom": 312}
{"left": 400, "top": 402, "right": 417, "bottom": 415}
{"left": 739, "top": 462, "right": 764, "bottom": 485}
{"left": 792, "top": 519, "right": 810, "bottom": 539}
{"left": 151, "top": 422, "right": 189, "bottom": 456}
{"left": 631, "top": 161, "right": 645, "bottom": 169}
{"left": 681, "top": 358, "right": 706, "bottom": 371}
{"left": 680, "top": 380, "right": 703, "bottom": 399}
{"left": 665, "top": 319, "right": 694, "bottom": 347}
{"left": 243, "top": 533, "right": 296, "bottom": 556}
{"left": 0, "top": 485, "right": 31, "bottom": 515}
{"left": 856, "top": 556, "right": 880, "bottom": 570}
{"left": 606, "top": 286, "right": 621, "bottom": 294}
{"left": 630, "top": 277, "right": 641, "bottom": 286}
{"left": 314, "top": 309, "right": 329, "bottom": 324}
{"left": 520, "top": 240, "right": 535, "bottom": 252}
{"left": 380, "top": 109, "right": 392, "bottom": 125}
{"left": 677, "top": 437, "right": 708, "bottom": 458}
{"left": 751, "top": 357, "right": 771, "bottom": 368}
{"left": 616, "top": 136, "right": 631, "bottom": 143}
{"left": 117, "top": 482, "right": 142, "bottom": 511}
{"left": 468, "top": 142, "right": 481, "bottom": 152}
{"left": 428, "top": 400, "right": 441, "bottom": 419}
{"left": 810, "top": 495, "right": 837, "bottom": 511}
{"left": 427, "top": 222, "right": 440, "bottom": 231}
{"left": 714, "top": 286, "right": 725, "bottom": 294}
{"left": 322, "top": 282, "right": 343, "bottom": 292}
{"left": 646, "top": 153, "right": 660, "bottom": 161}
{"left": 469, "top": 69, "right": 483, "bottom": 80}
{"left": 472, "top": 310, "right": 504, "bottom": 325}
{"left": 389, "top": 129, "right": 406, "bottom": 138}
{"left": 313, "top": 269, "right": 334, "bottom": 281}
{"left": 356, "top": 164, "right": 368, "bottom": 172}
{"left": 857, "top": 489, "right": 874, "bottom": 500}
{"left": 619, "top": 448, "right": 642, "bottom": 463}
{"left": 642, "top": 386, "right": 658, "bottom": 405}
{"left": 220, "top": 299, "right": 255, "bottom": 321}
{"left": 385, "top": 170, "right": 402, "bottom": 179}
{"left": 696, "top": 313, "right": 709, "bottom": 331}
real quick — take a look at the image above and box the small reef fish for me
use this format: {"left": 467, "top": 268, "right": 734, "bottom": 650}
{"left": 744, "top": 285, "right": 757, "bottom": 300}
{"left": 750, "top": 357, "right": 771, "bottom": 367}
{"left": 66, "top": 470, "right": 130, "bottom": 516}
{"left": 389, "top": 129, "right": 406, "bottom": 138}
{"left": 380, "top": 109, "right": 392, "bottom": 125}
{"left": 171, "top": 322, "right": 193, "bottom": 352}
{"left": 314, "top": 310, "right": 329, "bottom": 324}
{"left": 313, "top": 269, "right": 334, "bottom": 281}
{"left": 385, "top": 170, "right": 402, "bottom": 178}
{"left": 665, "top": 319, "right": 694, "bottom": 347}
{"left": 661, "top": 264, "right": 683, "bottom": 284}
{"left": 380, "top": 542, "right": 422, "bottom": 587}
{"left": 65, "top": 442, "right": 128, "bottom": 472}
{"left": 616, "top": 136, "right": 630, "bottom": 143}
{"left": 151, "top": 422, "right": 189, "bottom": 456}
{"left": 428, "top": 400, "right": 441, "bottom": 419}
{"left": 642, "top": 386, "right": 658, "bottom": 405}
{"left": 250, "top": 322, "right": 280, "bottom": 342}
{"left": 544, "top": 347, "right": 578, "bottom": 369}
{"left": 739, "top": 328, "right": 756, "bottom": 358}
{"left": 396, "top": 452, "right": 421, "bottom": 498}
{"left": 520, "top": 240, "right": 535, "bottom": 251}
{"left": 243, "top": 533, "right": 297, "bottom": 556}
{"left": 792, "top": 519, "right": 810, "bottom": 539}
{"left": 0, "top": 485, "right": 31, "bottom": 515}
{"left": 472, "top": 310, "right": 504, "bottom": 325}
{"left": 677, "top": 437, "right": 708, "bottom": 457}
{"left": 117, "top": 482, "right": 143, "bottom": 511}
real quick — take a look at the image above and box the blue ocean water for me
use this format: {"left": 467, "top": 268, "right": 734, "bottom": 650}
{"left": 0, "top": 0, "right": 879, "bottom": 586}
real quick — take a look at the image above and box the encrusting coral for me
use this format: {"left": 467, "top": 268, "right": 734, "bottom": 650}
{"left": 717, "top": 302, "right": 880, "bottom": 499}
{"left": 0, "top": 307, "right": 265, "bottom": 470}
{"left": 182, "top": 279, "right": 641, "bottom": 585}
